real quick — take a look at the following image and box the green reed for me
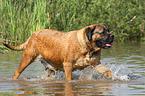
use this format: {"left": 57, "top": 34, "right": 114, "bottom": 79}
{"left": 0, "top": 0, "right": 49, "bottom": 45}
{"left": 0, "top": 0, "right": 145, "bottom": 46}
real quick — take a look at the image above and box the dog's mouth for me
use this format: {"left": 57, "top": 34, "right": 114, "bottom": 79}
{"left": 95, "top": 42, "right": 113, "bottom": 49}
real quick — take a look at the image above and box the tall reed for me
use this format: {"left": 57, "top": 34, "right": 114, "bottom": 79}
{"left": 0, "top": 0, "right": 49, "bottom": 45}
{"left": 0, "top": 0, "right": 145, "bottom": 46}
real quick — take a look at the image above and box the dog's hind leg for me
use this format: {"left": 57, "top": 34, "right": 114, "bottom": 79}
{"left": 13, "top": 47, "right": 37, "bottom": 79}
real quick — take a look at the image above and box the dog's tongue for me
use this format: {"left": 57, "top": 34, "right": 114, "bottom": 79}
{"left": 105, "top": 44, "right": 113, "bottom": 47}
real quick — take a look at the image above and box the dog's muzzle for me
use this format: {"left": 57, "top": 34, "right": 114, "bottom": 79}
{"left": 95, "top": 34, "right": 114, "bottom": 49}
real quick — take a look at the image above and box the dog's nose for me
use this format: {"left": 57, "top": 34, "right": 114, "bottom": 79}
{"left": 107, "top": 34, "right": 114, "bottom": 43}
{"left": 108, "top": 34, "right": 114, "bottom": 38}
{"left": 110, "top": 34, "right": 114, "bottom": 42}
{"left": 111, "top": 34, "right": 114, "bottom": 40}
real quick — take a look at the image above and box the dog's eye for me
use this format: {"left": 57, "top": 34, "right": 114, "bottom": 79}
{"left": 99, "top": 31, "right": 105, "bottom": 35}
{"left": 93, "top": 32, "right": 103, "bottom": 35}
{"left": 101, "top": 30, "right": 108, "bottom": 35}
{"left": 93, "top": 32, "right": 98, "bottom": 35}
{"left": 101, "top": 31, "right": 105, "bottom": 34}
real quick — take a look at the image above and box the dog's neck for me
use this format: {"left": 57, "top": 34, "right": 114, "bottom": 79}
{"left": 77, "top": 29, "right": 89, "bottom": 54}
{"left": 77, "top": 29, "right": 93, "bottom": 55}
{"left": 77, "top": 29, "right": 101, "bottom": 56}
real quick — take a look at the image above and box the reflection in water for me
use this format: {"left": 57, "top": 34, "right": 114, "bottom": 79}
{"left": 14, "top": 79, "right": 113, "bottom": 95}
{"left": 16, "top": 86, "right": 37, "bottom": 95}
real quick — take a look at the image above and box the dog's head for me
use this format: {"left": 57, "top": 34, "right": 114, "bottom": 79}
{"left": 85, "top": 23, "right": 114, "bottom": 49}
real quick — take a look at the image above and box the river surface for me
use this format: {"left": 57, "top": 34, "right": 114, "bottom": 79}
{"left": 0, "top": 41, "right": 145, "bottom": 96}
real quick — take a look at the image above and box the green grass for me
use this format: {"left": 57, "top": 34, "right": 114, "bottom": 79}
{"left": 0, "top": 0, "right": 145, "bottom": 46}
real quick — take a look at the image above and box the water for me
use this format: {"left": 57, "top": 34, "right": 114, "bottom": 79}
{"left": 0, "top": 41, "right": 145, "bottom": 95}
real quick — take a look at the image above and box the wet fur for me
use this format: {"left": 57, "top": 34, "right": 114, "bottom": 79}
{"left": 3, "top": 24, "right": 114, "bottom": 80}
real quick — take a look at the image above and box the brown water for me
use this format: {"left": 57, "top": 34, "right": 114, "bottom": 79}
{"left": 0, "top": 41, "right": 145, "bottom": 95}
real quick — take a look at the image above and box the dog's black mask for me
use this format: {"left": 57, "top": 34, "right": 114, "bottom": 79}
{"left": 94, "top": 33, "right": 114, "bottom": 49}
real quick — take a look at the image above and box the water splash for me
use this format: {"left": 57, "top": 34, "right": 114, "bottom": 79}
{"left": 79, "top": 66, "right": 111, "bottom": 80}
{"left": 79, "top": 64, "right": 141, "bottom": 81}
{"left": 106, "top": 64, "right": 132, "bottom": 81}
{"left": 26, "top": 64, "right": 141, "bottom": 81}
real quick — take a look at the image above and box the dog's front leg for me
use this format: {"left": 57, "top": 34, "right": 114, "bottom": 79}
{"left": 95, "top": 64, "right": 112, "bottom": 78}
{"left": 63, "top": 62, "right": 73, "bottom": 80}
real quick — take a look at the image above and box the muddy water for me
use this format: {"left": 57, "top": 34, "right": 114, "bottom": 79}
{"left": 0, "top": 41, "right": 145, "bottom": 95}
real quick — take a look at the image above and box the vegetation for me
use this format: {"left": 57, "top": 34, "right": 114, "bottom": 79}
{"left": 0, "top": 0, "right": 145, "bottom": 47}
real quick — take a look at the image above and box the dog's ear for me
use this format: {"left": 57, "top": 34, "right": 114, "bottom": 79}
{"left": 85, "top": 27, "right": 95, "bottom": 41}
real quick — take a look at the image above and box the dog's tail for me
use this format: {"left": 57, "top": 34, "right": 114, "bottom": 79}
{"left": 3, "top": 37, "right": 31, "bottom": 51}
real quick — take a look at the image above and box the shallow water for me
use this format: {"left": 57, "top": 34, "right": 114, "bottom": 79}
{"left": 0, "top": 41, "right": 145, "bottom": 95}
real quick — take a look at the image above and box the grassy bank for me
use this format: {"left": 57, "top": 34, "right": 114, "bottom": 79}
{"left": 0, "top": 0, "right": 145, "bottom": 46}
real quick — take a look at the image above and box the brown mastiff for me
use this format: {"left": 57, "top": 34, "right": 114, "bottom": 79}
{"left": 3, "top": 23, "right": 114, "bottom": 80}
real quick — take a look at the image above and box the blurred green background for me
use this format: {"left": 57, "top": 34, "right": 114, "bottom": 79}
{"left": 0, "top": 0, "right": 145, "bottom": 47}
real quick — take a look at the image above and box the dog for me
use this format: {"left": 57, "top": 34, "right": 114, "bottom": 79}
{"left": 3, "top": 23, "right": 114, "bottom": 80}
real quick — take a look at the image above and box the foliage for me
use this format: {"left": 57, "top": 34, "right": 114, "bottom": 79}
{"left": 0, "top": 0, "right": 145, "bottom": 45}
